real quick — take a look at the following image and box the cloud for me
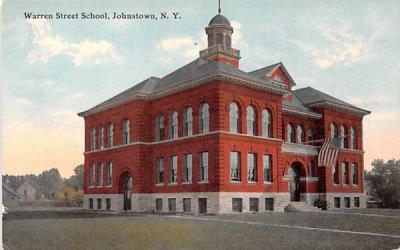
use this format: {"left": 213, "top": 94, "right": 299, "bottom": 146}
{"left": 26, "top": 19, "right": 121, "bottom": 66}
{"left": 157, "top": 36, "right": 200, "bottom": 61}
{"left": 13, "top": 98, "right": 31, "bottom": 106}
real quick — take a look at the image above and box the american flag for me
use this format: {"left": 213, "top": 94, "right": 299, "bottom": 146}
{"left": 318, "top": 137, "right": 341, "bottom": 168}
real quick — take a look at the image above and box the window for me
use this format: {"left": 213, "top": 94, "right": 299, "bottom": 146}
{"left": 287, "top": 124, "right": 294, "bottom": 143}
{"left": 198, "top": 198, "right": 207, "bottom": 214}
{"left": 273, "top": 75, "right": 282, "bottom": 82}
{"left": 309, "top": 161, "right": 315, "bottom": 177}
{"left": 340, "top": 125, "right": 348, "bottom": 148}
{"left": 89, "top": 198, "right": 93, "bottom": 209}
{"left": 156, "top": 115, "right": 164, "bottom": 141}
{"left": 90, "top": 128, "right": 96, "bottom": 150}
{"left": 229, "top": 102, "right": 239, "bottom": 133}
{"left": 168, "top": 198, "right": 176, "bottom": 212}
{"left": 342, "top": 162, "right": 349, "bottom": 185}
{"left": 169, "top": 156, "right": 177, "bottom": 183}
{"left": 106, "top": 198, "right": 111, "bottom": 211}
{"left": 344, "top": 197, "right": 350, "bottom": 208}
{"left": 98, "top": 127, "right": 104, "bottom": 149}
{"left": 106, "top": 162, "right": 112, "bottom": 186}
{"left": 199, "top": 152, "right": 208, "bottom": 182}
{"left": 199, "top": 103, "right": 209, "bottom": 133}
{"left": 183, "top": 154, "right": 192, "bottom": 183}
{"left": 155, "top": 198, "right": 163, "bottom": 212}
{"left": 354, "top": 197, "right": 360, "bottom": 208}
{"left": 265, "top": 198, "right": 274, "bottom": 211}
{"left": 334, "top": 197, "right": 341, "bottom": 208}
{"left": 122, "top": 120, "right": 130, "bottom": 144}
{"left": 232, "top": 198, "right": 243, "bottom": 212}
{"left": 247, "top": 153, "right": 256, "bottom": 182}
{"left": 97, "top": 163, "right": 103, "bottom": 186}
{"left": 262, "top": 109, "right": 272, "bottom": 137}
{"left": 183, "top": 107, "right": 193, "bottom": 136}
{"left": 297, "top": 125, "right": 304, "bottom": 143}
{"left": 333, "top": 163, "right": 339, "bottom": 184}
{"left": 183, "top": 198, "right": 191, "bottom": 213}
{"left": 230, "top": 152, "right": 240, "bottom": 181}
{"left": 216, "top": 33, "right": 223, "bottom": 44}
{"left": 307, "top": 128, "right": 313, "bottom": 143}
{"left": 107, "top": 123, "right": 113, "bottom": 147}
{"left": 330, "top": 123, "right": 338, "bottom": 138}
{"left": 246, "top": 106, "right": 256, "bottom": 135}
{"left": 97, "top": 198, "right": 102, "bottom": 210}
{"left": 350, "top": 127, "right": 356, "bottom": 149}
{"left": 249, "top": 198, "right": 259, "bottom": 212}
{"left": 89, "top": 164, "right": 95, "bottom": 186}
{"left": 352, "top": 163, "right": 358, "bottom": 185}
{"left": 156, "top": 158, "right": 164, "bottom": 184}
{"left": 263, "top": 155, "right": 272, "bottom": 182}
{"left": 169, "top": 112, "right": 178, "bottom": 139}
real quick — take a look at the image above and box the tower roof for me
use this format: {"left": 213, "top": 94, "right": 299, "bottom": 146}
{"left": 208, "top": 14, "right": 230, "bottom": 26}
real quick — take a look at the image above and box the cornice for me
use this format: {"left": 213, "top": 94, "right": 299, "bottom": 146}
{"left": 306, "top": 101, "right": 370, "bottom": 117}
{"left": 282, "top": 106, "right": 322, "bottom": 119}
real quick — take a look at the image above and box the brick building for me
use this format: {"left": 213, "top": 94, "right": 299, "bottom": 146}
{"left": 78, "top": 12, "right": 370, "bottom": 213}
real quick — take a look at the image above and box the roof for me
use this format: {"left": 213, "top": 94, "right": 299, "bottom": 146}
{"left": 2, "top": 184, "right": 23, "bottom": 199}
{"left": 249, "top": 62, "right": 296, "bottom": 87}
{"left": 282, "top": 93, "right": 322, "bottom": 119}
{"left": 293, "top": 87, "right": 371, "bottom": 116}
{"left": 208, "top": 14, "right": 230, "bottom": 26}
{"left": 78, "top": 59, "right": 289, "bottom": 117}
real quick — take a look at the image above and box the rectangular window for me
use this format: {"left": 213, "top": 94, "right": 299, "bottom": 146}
{"left": 199, "top": 152, "right": 208, "bottom": 182}
{"left": 169, "top": 156, "right": 177, "bottom": 183}
{"left": 334, "top": 197, "right": 341, "bottom": 208}
{"left": 89, "top": 198, "right": 93, "bottom": 209}
{"left": 98, "top": 127, "right": 104, "bottom": 149}
{"left": 97, "top": 198, "right": 102, "bottom": 210}
{"left": 354, "top": 197, "right": 360, "bottom": 208}
{"left": 232, "top": 198, "right": 243, "bottom": 212}
{"left": 156, "top": 158, "right": 164, "bottom": 184}
{"left": 155, "top": 198, "right": 163, "bottom": 212}
{"left": 249, "top": 198, "right": 259, "bottom": 212}
{"left": 90, "top": 129, "right": 96, "bottom": 150}
{"left": 183, "top": 198, "right": 191, "bottom": 213}
{"left": 97, "top": 163, "right": 103, "bottom": 186}
{"left": 333, "top": 163, "right": 339, "bottom": 184}
{"left": 168, "top": 198, "right": 176, "bottom": 212}
{"left": 342, "top": 162, "right": 349, "bottom": 185}
{"left": 344, "top": 197, "right": 350, "bottom": 208}
{"left": 106, "top": 198, "right": 111, "bottom": 211}
{"left": 106, "top": 162, "right": 112, "bottom": 186}
{"left": 352, "top": 163, "right": 358, "bottom": 185}
{"left": 265, "top": 198, "right": 274, "bottom": 211}
{"left": 230, "top": 152, "right": 240, "bottom": 181}
{"left": 107, "top": 124, "right": 113, "bottom": 147}
{"left": 263, "top": 154, "right": 272, "bottom": 182}
{"left": 198, "top": 198, "right": 207, "bottom": 214}
{"left": 89, "top": 165, "right": 95, "bottom": 186}
{"left": 247, "top": 153, "right": 257, "bottom": 182}
{"left": 309, "top": 160, "right": 315, "bottom": 177}
{"left": 184, "top": 154, "right": 192, "bottom": 183}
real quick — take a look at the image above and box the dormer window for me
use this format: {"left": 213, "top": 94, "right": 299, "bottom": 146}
{"left": 273, "top": 75, "right": 282, "bottom": 82}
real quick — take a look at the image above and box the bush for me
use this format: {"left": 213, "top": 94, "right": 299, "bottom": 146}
{"left": 54, "top": 187, "right": 83, "bottom": 207}
{"left": 314, "top": 197, "right": 327, "bottom": 210}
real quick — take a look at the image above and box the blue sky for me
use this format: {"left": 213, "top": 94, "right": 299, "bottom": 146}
{"left": 2, "top": 0, "right": 399, "bottom": 177}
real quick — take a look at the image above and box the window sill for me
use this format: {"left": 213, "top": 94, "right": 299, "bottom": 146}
{"left": 197, "top": 181, "right": 209, "bottom": 184}
{"left": 230, "top": 181, "right": 242, "bottom": 184}
{"left": 182, "top": 182, "right": 192, "bottom": 185}
{"left": 105, "top": 185, "right": 112, "bottom": 188}
{"left": 264, "top": 182, "right": 273, "bottom": 185}
{"left": 248, "top": 181, "right": 257, "bottom": 184}
{"left": 168, "top": 183, "right": 177, "bottom": 186}
{"left": 88, "top": 186, "right": 95, "bottom": 189}
{"left": 352, "top": 184, "right": 359, "bottom": 187}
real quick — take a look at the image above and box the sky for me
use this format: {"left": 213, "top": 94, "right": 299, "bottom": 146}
{"left": 2, "top": 0, "right": 399, "bottom": 178}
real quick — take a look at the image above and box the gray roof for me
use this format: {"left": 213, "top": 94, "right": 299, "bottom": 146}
{"left": 283, "top": 93, "right": 316, "bottom": 113}
{"left": 209, "top": 14, "right": 231, "bottom": 26}
{"left": 249, "top": 62, "right": 296, "bottom": 87}
{"left": 79, "top": 58, "right": 288, "bottom": 117}
{"left": 2, "top": 184, "right": 23, "bottom": 199}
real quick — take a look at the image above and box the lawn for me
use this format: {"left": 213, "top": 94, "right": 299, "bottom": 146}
{"left": 3, "top": 209, "right": 400, "bottom": 250}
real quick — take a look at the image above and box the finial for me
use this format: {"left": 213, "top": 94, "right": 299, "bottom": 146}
{"left": 218, "top": 0, "right": 221, "bottom": 14}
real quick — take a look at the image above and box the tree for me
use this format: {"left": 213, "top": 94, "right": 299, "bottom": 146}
{"left": 37, "top": 168, "right": 64, "bottom": 198}
{"left": 65, "top": 165, "right": 84, "bottom": 190}
{"left": 54, "top": 186, "right": 83, "bottom": 207}
{"left": 365, "top": 159, "right": 400, "bottom": 208}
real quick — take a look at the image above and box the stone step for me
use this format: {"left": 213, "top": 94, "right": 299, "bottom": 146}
{"left": 284, "top": 202, "right": 319, "bottom": 212}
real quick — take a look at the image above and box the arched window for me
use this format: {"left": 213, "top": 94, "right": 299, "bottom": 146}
{"left": 307, "top": 128, "right": 313, "bottom": 143}
{"left": 122, "top": 120, "right": 130, "bottom": 144}
{"left": 297, "top": 125, "right": 304, "bottom": 143}
{"left": 208, "top": 34, "right": 213, "bottom": 47}
{"left": 156, "top": 115, "right": 164, "bottom": 141}
{"left": 350, "top": 127, "right": 356, "bottom": 149}
{"left": 169, "top": 111, "right": 178, "bottom": 139}
{"left": 216, "top": 33, "right": 223, "bottom": 45}
{"left": 229, "top": 102, "right": 239, "bottom": 133}
{"left": 107, "top": 123, "right": 113, "bottom": 147}
{"left": 340, "top": 125, "right": 348, "bottom": 148}
{"left": 287, "top": 123, "right": 295, "bottom": 143}
{"left": 90, "top": 128, "right": 96, "bottom": 150}
{"left": 246, "top": 105, "right": 256, "bottom": 136}
{"left": 183, "top": 107, "right": 193, "bottom": 136}
{"left": 199, "top": 103, "right": 209, "bottom": 134}
{"left": 330, "top": 123, "right": 338, "bottom": 138}
{"left": 98, "top": 127, "right": 104, "bottom": 149}
{"left": 262, "top": 109, "right": 272, "bottom": 138}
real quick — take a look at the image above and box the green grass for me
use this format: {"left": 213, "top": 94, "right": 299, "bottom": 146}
{"left": 3, "top": 210, "right": 400, "bottom": 250}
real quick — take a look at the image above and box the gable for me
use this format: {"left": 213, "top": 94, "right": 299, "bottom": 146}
{"left": 268, "top": 64, "right": 296, "bottom": 88}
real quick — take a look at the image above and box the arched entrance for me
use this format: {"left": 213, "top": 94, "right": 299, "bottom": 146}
{"left": 288, "top": 162, "right": 306, "bottom": 202}
{"left": 119, "top": 172, "right": 132, "bottom": 211}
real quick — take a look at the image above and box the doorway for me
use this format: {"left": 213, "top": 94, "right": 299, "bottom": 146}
{"left": 288, "top": 166, "right": 300, "bottom": 202}
{"left": 121, "top": 172, "right": 132, "bottom": 211}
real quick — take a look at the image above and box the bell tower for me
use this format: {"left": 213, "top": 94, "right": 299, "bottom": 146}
{"left": 199, "top": 2, "right": 241, "bottom": 68}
